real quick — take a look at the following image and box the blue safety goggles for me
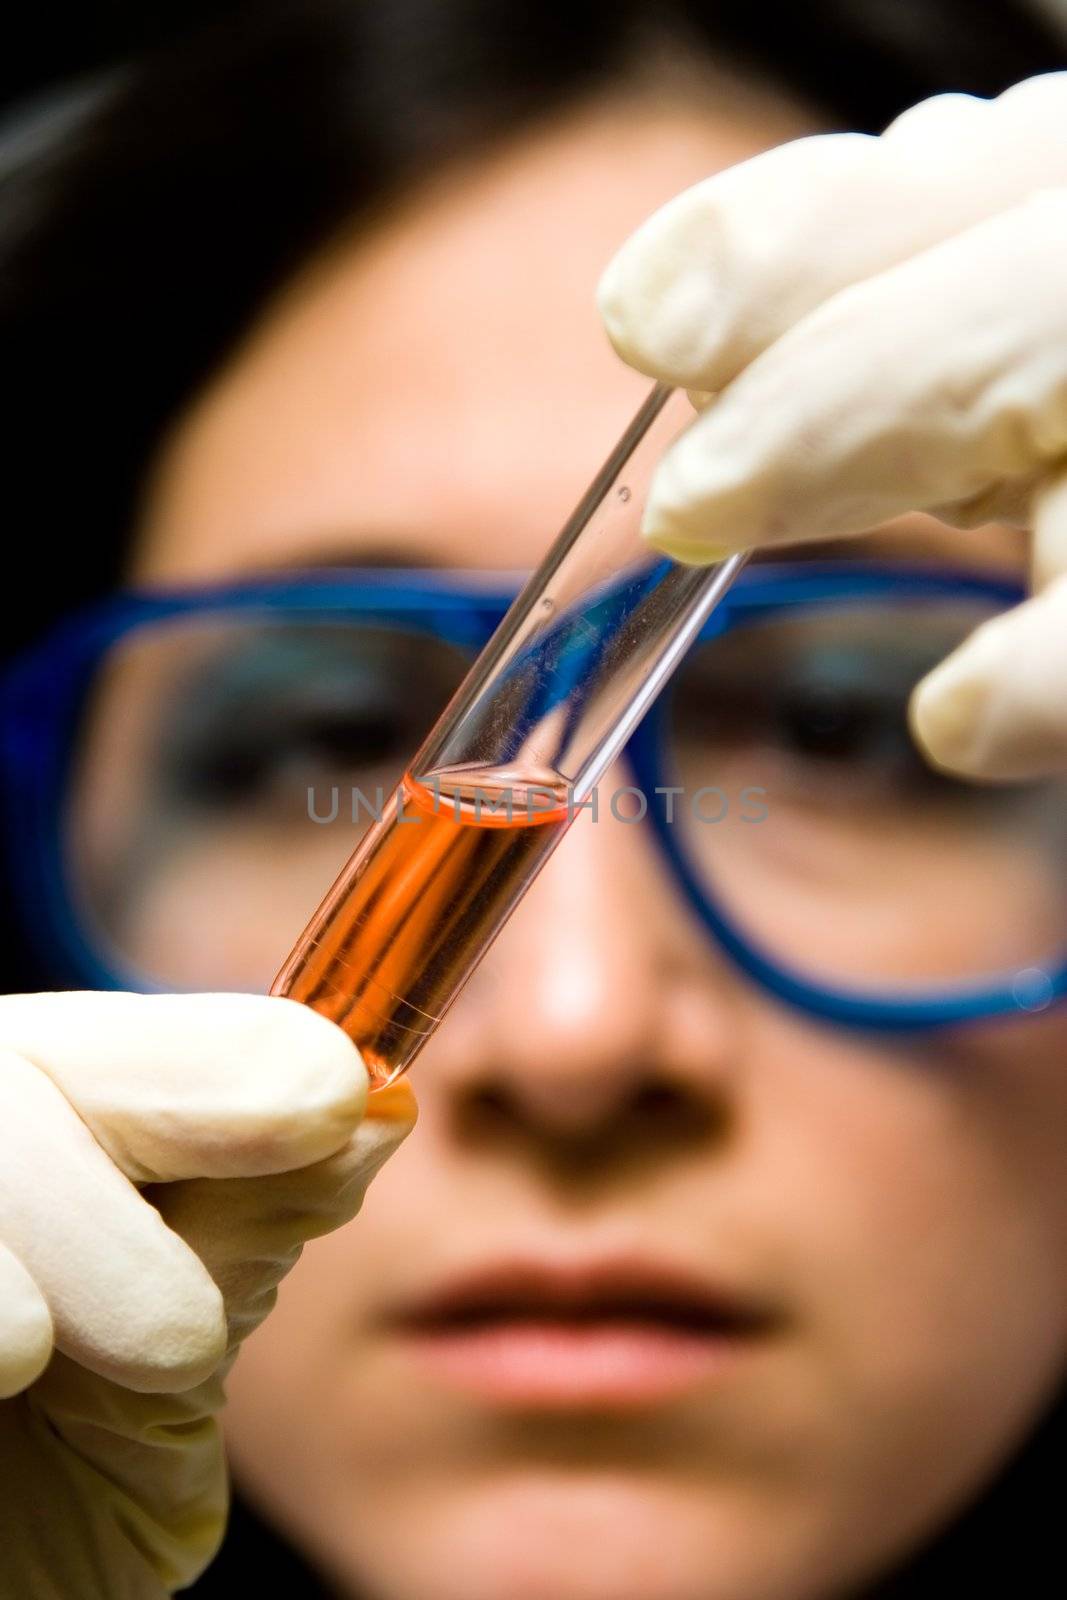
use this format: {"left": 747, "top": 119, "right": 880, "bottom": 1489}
{"left": 3, "top": 558, "right": 1063, "bottom": 1033}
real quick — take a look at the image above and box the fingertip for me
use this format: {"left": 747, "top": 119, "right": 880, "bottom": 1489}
{"left": 639, "top": 502, "right": 739, "bottom": 566}
{"left": 640, "top": 466, "right": 740, "bottom": 566}
{"left": 261, "top": 996, "right": 369, "bottom": 1119}
{"left": 594, "top": 248, "right": 626, "bottom": 345}
{"left": 907, "top": 651, "right": 995, "bottom": 779}
{"left": 0, "top": 1339, "right": 52, "bottom": 1400}
{"left": 165, "top": 995, "right": 370, "bottom": 1176}
{"left": 0, "top": 1246, "right": 53, "bottom": 1398}
{"left": 642, "top": 527, "right": 736, "bottom": 567}
{"left": 595, "top": 256, "right": 667, "bottom": 382}
{"left": 595, "top": 175, "right": 731, "bottom": 389}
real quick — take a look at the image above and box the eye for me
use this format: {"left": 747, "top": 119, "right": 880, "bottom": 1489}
{"left": 670, "top": 613, "right": 982, "bottom": 805}
{"left": 178, "top": 702, "right": 413, "bottom": 804}
{"left": 150, "top": 624, "right": 472, "bottom": 811}
{"left": 764, "top": 668, "right": 928, "bottom": 789}
{"left": 774, "top": 678, "right": 888, "bottom": 761}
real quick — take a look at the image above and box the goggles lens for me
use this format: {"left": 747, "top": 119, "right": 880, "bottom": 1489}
{"left": 60, "top": 587, "right": 1065, "bottom": 1006}
{"left": 667, "top": 596, "right": 1067, "bottom": 997}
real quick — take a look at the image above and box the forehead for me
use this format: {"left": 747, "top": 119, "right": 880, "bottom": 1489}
{"left": 133, "top": 93, "right": 816, "bottom": 580}
{"left": 133, "top": 93, "right": 1024, "bottom": 584}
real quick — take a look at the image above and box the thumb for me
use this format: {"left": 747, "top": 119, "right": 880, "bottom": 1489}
{"left": 0, "top": 992, "right": 368, "bottom": 1183}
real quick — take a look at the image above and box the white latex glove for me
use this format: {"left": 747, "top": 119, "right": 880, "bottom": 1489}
{"left": 0, "top": 991, "right": 415, "bottom": 1598}
{"left": 597, "top": 71, "right": 1067, "bottom": 780}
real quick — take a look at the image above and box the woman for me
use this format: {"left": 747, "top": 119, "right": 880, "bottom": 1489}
{"left": 0, "top": 3, "right": 1064, "bottom": 1596}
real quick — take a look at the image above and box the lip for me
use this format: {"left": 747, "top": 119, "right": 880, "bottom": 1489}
{"left": 387, "top": 1254, "right": 784, "bottom": 1409}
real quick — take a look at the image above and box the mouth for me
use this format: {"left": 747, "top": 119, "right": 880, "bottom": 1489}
{"left": 389, "top": 1257, "right": 784, "bottom": 1409}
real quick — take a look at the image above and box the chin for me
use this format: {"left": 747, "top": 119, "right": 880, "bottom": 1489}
{"left": 330, "top": 1474, "right": 831, "bottom": 1600}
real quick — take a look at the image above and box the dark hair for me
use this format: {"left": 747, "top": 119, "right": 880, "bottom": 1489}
{"left": 2, "top": 0, "right": 1065, "bottom": 657}
{"left": 1, "top": 3, "right": 1064, "bottom": 1595}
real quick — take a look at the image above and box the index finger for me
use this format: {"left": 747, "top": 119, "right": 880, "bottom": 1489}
{"left": 597, "top": 73, "right": 1067, "bottom": 394}
{"left": 636, "top": 191, "right": 1067, "bottom": 559}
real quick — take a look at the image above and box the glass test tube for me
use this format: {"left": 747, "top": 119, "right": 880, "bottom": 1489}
{"left": 271, "top": 384, "right": 748, "bottom": 1086}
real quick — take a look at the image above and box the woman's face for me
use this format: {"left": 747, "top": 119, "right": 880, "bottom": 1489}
{"left": 128, "top": 90, "right": 1066, "bottom": 1600}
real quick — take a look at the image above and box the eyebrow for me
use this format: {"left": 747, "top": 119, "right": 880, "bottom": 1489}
{"left": 240, "top": 523, "right": 1025, "bottom": 579}
{"left": 252, "top": 537, "right": 446, "bottom": 573}
{"left": 255, "top": 530, "right": 874, "bottom": 570}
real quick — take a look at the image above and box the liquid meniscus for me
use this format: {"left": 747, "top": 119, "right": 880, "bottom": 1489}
{"left": 271, "top": 766, "right": 572, "bottom": 1087}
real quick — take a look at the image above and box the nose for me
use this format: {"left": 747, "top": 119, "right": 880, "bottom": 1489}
{"left": 436, "top": 764, "right": 744, "bottom": 1144}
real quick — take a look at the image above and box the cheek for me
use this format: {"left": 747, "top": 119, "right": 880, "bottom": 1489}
{"left": 753, "top": 1011, "right": 1067, "bottom": 1438}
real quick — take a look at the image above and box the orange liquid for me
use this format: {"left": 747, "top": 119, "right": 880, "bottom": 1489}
{"left": 272, "top": 766, "right": 572, "bottom": 1086}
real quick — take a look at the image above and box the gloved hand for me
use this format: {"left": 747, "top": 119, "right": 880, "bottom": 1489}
{"left": 597, "top": 70, "right": 1067, "bottom": 781}
{"left": 0, "top": 991, "right": 415, "bottom": 1598}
